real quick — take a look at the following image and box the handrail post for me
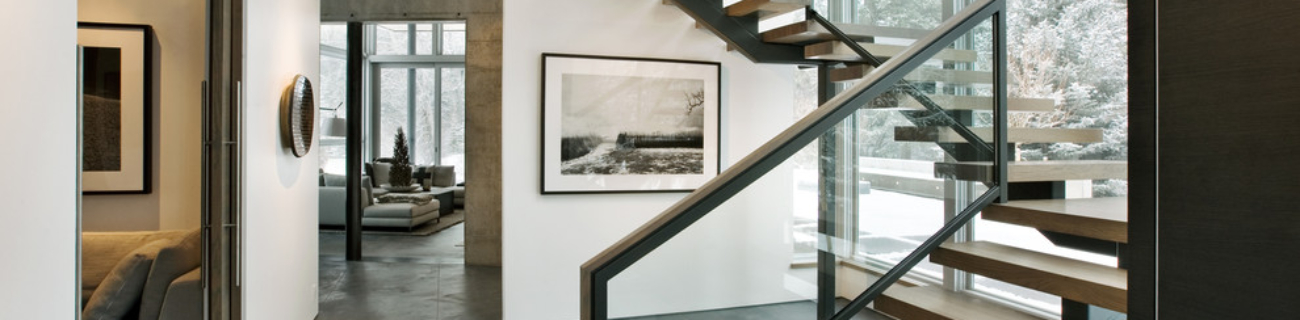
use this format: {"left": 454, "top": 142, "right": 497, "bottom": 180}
{"left": 993, "top": 2, "right": 1009, "bottom": 203}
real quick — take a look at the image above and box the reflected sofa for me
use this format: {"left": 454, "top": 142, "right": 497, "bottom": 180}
{"left": 81, "top": 228, "right": 202, "bottom": 320}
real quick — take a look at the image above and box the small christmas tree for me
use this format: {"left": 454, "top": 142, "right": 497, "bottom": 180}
{"left": 389, "top": 127, "right": 413, "bottom": 187}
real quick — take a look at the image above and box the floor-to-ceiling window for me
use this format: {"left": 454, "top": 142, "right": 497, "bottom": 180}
{"left": 793, "top": 0, "right": 1128, "bottom": 316}
{"left": 318, "top": 22, "right": 466, "bottom": 181}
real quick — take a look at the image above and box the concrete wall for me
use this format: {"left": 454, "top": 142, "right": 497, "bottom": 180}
{"left": 0, "top": 1, "right": 78, "bottom": 318}
{"left": 79, "top": 0, "right": 205, "bottom": 232}
{"left": 242, "top": 0, "right": 322, "bottom": 318}
{"left": 502, "top": 0, "right": 806, "bottom": 318}
{"left": 321, "top": 0, "right": 504, "bottom": 267}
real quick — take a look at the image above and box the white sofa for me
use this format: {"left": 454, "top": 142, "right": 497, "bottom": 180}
{"left": 319, "top": 175, "right": 440, "bottom": 230}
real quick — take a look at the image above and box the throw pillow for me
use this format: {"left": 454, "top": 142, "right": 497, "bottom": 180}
{"left": 431, "top": 165, "right": 455, "bottom": 187}
{"left": 82, "top": 239, "right": 172, "bottom": 320}
{"left": 372, "top": 162, "right": 392, "bottom": 187}
{"left": 138, "top": 229, "right": 202, "bottom": 320}
{"left": 416, "top": 165, "right": 433, "bottom": 190}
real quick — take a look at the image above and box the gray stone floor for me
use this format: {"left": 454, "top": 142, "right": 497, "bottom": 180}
{"left": 618, "top": 299, "right": 892, "bottom": 320}
{"left": 317, "top": 224, "right": 888, "bottom": 320}
{"left": 318, "top": 223, "right": 503, "bottom": 320}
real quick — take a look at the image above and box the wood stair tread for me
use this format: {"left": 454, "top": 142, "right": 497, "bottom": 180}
{"left": 933, "top": 160, "right": 1127, "bottom": 182}
{"left": 931, "top": 241, "right": 1127, "bottom": 312}
{"left": 866, "top": 95, "right": 1054, "bottom": 113}
{"left": 831, "top": 65, "right": 993, "bottom": 84}
{"left": 762, "top": 21, "right": 931, "bottom": 44}
{"left": 984, "top": 197, "right": 1128, "bottom": 243}
{"left": 725, "top": 0, "right": 808, "bottom": 17}
{"left": 805, "top": 41, "right": 978, "bottom": 62}
{"left": 877, "top": 286, "right": 1048, "bottom": 320}
{"left": 894, "top": 127, "right": 1103, "bottom": 144}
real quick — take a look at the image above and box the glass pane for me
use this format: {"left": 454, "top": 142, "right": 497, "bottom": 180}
{"left": 441, "top": 23, "right": 466, "bottom": 55}
{"left": 415, "top": 24, "right": 434, "bottom": 55}
{"left": 318, "top": 55, "right": 347, "bottom": 174}
{"left": 415, "top": 69, "right": 437, "bottom": 165}
{"left": 791, "top": 68, "right": 819, "bottom": 262}
{"left": 375, "top": 23, "right": 410, "bottom": 55}
{"left": 321, "top": 24, "right": 347, "bottom": 49}
{"left": 440, "top": 68, "right": 466, "bottom": 183}
{"left": 378, "top": 68, "right": 410, "bottom": 159}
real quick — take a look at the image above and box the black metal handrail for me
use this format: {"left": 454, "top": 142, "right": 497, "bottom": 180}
{"left": 581, "top": 1, "right": 1008, "bottom": 319}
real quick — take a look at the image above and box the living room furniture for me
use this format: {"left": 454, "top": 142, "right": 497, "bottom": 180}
{"left": 366, "top": 161, "right": 465, "bottom": 208}
{"left": 82, "top": 228, "right": 201, "bottom": 320}
{"left": 319, "top": 174, "right": 440, "bottom": 230}
{"left": 415, "top": 164, "right": 465, "bottom": 208}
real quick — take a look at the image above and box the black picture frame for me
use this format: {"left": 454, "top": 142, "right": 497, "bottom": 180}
{"left": 78, "top": 22, "right": 153, "bottom": 194}
{"left": 540, "top": 53, "right": 722, "bottom": 194}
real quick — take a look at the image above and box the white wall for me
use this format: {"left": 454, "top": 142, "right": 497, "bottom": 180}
{"left": 241, "top": 0, "right": 321, "bottom": 318}
{"left": 0, "top": 1, "right": 78, "bottom": 318}
{"left": 502, "top": 0, "right": 806, "bottom": 318}
{"left": 79, "top": 0, "right": 205, "bottom": 232}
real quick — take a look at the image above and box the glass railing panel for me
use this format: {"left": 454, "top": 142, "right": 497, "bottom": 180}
{"left": 605, "top": 114, "right": 844, "bottom": 319}
{"left": 594, "top": 1, "right": 1007, "bottom": 318}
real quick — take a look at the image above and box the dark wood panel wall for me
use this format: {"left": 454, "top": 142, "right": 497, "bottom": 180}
{"left": 1132, "top": 1, "right": 1300, "bottom": 318}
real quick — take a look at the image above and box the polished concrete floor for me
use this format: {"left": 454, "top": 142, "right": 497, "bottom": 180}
{"left": 318, "top": 223, "right": 503, "bottom": 320}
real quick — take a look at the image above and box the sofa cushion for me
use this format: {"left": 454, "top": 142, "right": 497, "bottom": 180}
{"left": 366, "top": 201, "right": 439, "bottom": 219}
{"left": 139, "top": 229, "right": 202, "bottom": 320}
{"left": 82, "top": 239, "right": 172, "bottom": 320}
{"left": 372, "top": 162, "right": 392, "bottom": 187}
{"left": 431, "top": 165, "right": 456, "bottom": 187}
{"left": 157, "top": 269, "right": 202, "bottom": 320}
{"left": 321, "top": 173, "right": 347, "bottom": 187}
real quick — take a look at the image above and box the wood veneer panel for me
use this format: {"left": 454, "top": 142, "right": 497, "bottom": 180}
{"left": 1154, "top": 1, "right": 1300, "bottom": 319}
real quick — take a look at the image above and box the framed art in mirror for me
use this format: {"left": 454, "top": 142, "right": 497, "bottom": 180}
{"left": 79, "top": 23, "right": 153, "bottom": 194}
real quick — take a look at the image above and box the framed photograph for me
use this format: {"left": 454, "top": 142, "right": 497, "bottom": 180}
{"left": 78, "top": 23, "right": 153, "bottom": 194}
{"left": 541, "top": 53, "right": 721, "bottom": 194}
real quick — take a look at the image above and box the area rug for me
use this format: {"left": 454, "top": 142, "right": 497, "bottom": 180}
{"left": 319, "top": 210, "right": 464, "bottom": 236}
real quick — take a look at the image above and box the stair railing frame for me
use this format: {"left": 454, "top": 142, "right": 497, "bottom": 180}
{"left": 580, "top": 0, "right": 1008, "bottom": 319}
{"left": 806, "top": 9, "right": 996, "bottom": 161}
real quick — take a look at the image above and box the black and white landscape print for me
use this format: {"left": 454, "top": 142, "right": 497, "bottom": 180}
{"left": 82, "top": 46, "right": 123, "bottom": 172}
{"left": 559, "top": 74, "right": 706, "bottom": 175}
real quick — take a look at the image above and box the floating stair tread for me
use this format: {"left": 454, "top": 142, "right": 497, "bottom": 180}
{"left": 806, "top": 41, "right": 978, "bottom": 62}
{"left": 831, "top": 65, "right": 995, "bottom": 84}
{"left": 984, "top": 197, "right": 1128, "bottom": 243}
{"left": 931, "top": 241, "right": 1127, "bottom": 312}
{"left": 894, "top": 127, "right": 1103, "bottom": 144}
{"left": 864, "top": 95, "right": 1054, "bottom": 113}
{"left": 933, "top": 160, "right": 1127, "bottom": 182}
{"left": 877, "top": 286, "right": 1048, "bottom": 320}
{"left": 726, "top": 0, "right": 808, "bottom": 17}
{"left": 762, "top": 21, "right": 930, "bottom": 44}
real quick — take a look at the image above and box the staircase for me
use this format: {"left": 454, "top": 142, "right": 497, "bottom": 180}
{"left": 585, "top": 0, "right": 1128, "bottom": 319}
